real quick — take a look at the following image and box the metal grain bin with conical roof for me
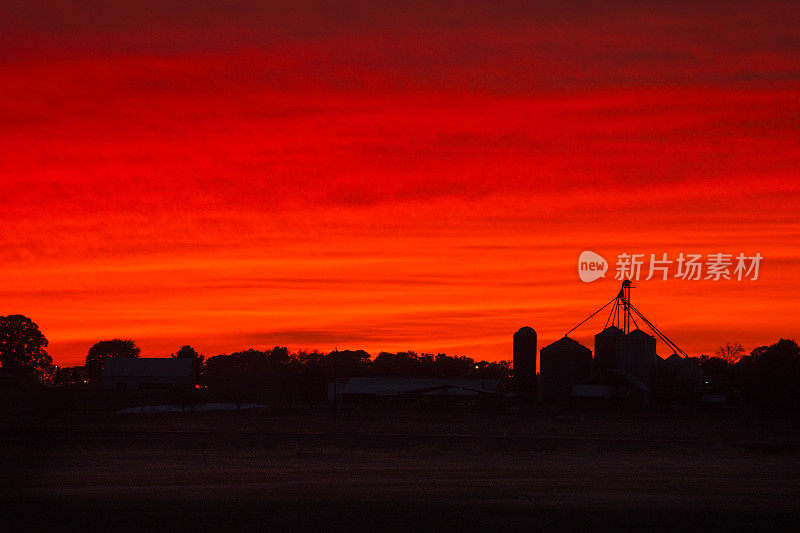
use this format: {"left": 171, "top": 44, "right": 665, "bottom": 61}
{"left": 619, "top": 329, "right": 657, "bottom": 390}
{"left": 540, "top": 336, "right": 592, "bottom": 398}
{"left": 513, "top": 327, "right": 537, "bottom": 396}
{"left": 594, "top": 326, "right": 624, "bottom": 372}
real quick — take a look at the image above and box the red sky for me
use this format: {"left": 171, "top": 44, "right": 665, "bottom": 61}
{"left": 2, "top": 1, "right": 799, "bottom": 366}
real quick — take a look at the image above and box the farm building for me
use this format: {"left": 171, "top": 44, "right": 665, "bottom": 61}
{"left": 340, "top": 377, "right": 501, "bottom": 400}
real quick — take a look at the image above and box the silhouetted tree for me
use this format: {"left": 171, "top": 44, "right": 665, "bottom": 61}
{"left": 0, "top": 315, "right": 54, "bottom": 381}
{"left": 203, "top": 347, "right": 304, "bottom": 404}
{"left": 53, "top": 365, "right": 88, "bottom": 387}
{"left": 372, "top": 351, "right": 425, "bottom": 376}
{"left": 85, "top": 339, "right": 140, "bottom": 382}
{"left": 172, "top": 345, "right": 204, "bottom": 380}
{"left": 473, "top": 360, "right": 513, "bottom": 383}
{"left": 432, "top": 353, "right": 475, "bottom": 378}
{"left": 293, "top": 349, "right": 371, "bottom": 402}
{"left": 326, "top": 349, "right": 371, "bottom": 380}
{"left": 737, "top": 339, "right": 800, "bottom": 408}
{"left": 716, "top": 342, "right": 745, "bottom": 365}
{"left": 266, "top": 346, "right": 291, "bottom": 366}
{"left": 201, "top": 345, "right": 512, "bottom": 403}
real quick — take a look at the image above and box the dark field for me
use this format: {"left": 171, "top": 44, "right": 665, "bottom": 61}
{"left": 3, "top": 402, "right": 800, "bottom": 531}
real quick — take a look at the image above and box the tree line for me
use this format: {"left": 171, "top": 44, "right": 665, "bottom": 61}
{"left": 698, "top": 340, "right": 800, "bottom": 408}
{"left": 0, "top": 314, "right": 510, "bottom": 402}
{"left": 2, "top": 314, "right": 799, "bottom": 408}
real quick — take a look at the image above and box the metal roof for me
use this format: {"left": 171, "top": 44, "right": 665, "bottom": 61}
{"left": 625, "top": 328, "right": 656, "bottom": 340}
{"left": 514, "top": 326, "right": 537, "bottom": 337}
{"left": 663, "top": 353, "right": 687, "bottom": 365}
{"left": 541, "top": 336, "right": 592, "bottom": 353}
{"left": 341, "top": 377, "right": 500, "bottom": 397}
{"left": 596, "top": 325, "right": 624, "bottom": 336}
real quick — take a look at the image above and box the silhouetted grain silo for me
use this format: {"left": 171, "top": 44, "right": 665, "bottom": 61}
{"left": 513, "top": 326, "right": 537, "bottom": 396}
{"left": 540, "top": 336, "right": 592, "bottom": 398}
{"left": 594, "top": 325, "right": 624, "bottom": 371}
{"left": 619, "top": 329, "right": 657, "bottom": 390}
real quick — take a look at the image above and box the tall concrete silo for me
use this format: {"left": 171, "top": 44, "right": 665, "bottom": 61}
{"left": 619, "top": 329, "right": 657, "bottom": 390}
{"left": 540, "top": 336, "right": 592, "bottom": 398}
{"left": 513, "top": 327, "right": 537, "bottom": 396}
{"left": 594, "top": 325, "right": 624, "bottom": 372}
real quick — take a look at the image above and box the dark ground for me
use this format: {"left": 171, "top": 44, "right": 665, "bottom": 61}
{"left": 2, "top": 399, "right": 800, "bottom": 531}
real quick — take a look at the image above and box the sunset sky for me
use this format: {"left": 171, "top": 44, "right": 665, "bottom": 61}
{"left": 2, "top": 1, "right": 799, "bottom": 367}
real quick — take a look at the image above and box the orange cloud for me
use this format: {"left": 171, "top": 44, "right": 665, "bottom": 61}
{"left": 1, "top": 1, "right": 798, "bottom": 366}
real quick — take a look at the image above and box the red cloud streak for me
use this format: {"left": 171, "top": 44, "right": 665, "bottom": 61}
{"left": 1, "top": 1, "right": 799, "bottom": 365}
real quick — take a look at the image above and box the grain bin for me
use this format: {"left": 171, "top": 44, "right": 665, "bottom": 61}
{"left": 540, "top": 336, "right": 592, "bottom": 398}
{"left": 619, "top": 329, "right": 657, "bottom": 390}
{"left": 513, "top": 326, "right": 537, "bottom": 396}
{"left": 594, "top": 325, "right": 624, "bottom": 372}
